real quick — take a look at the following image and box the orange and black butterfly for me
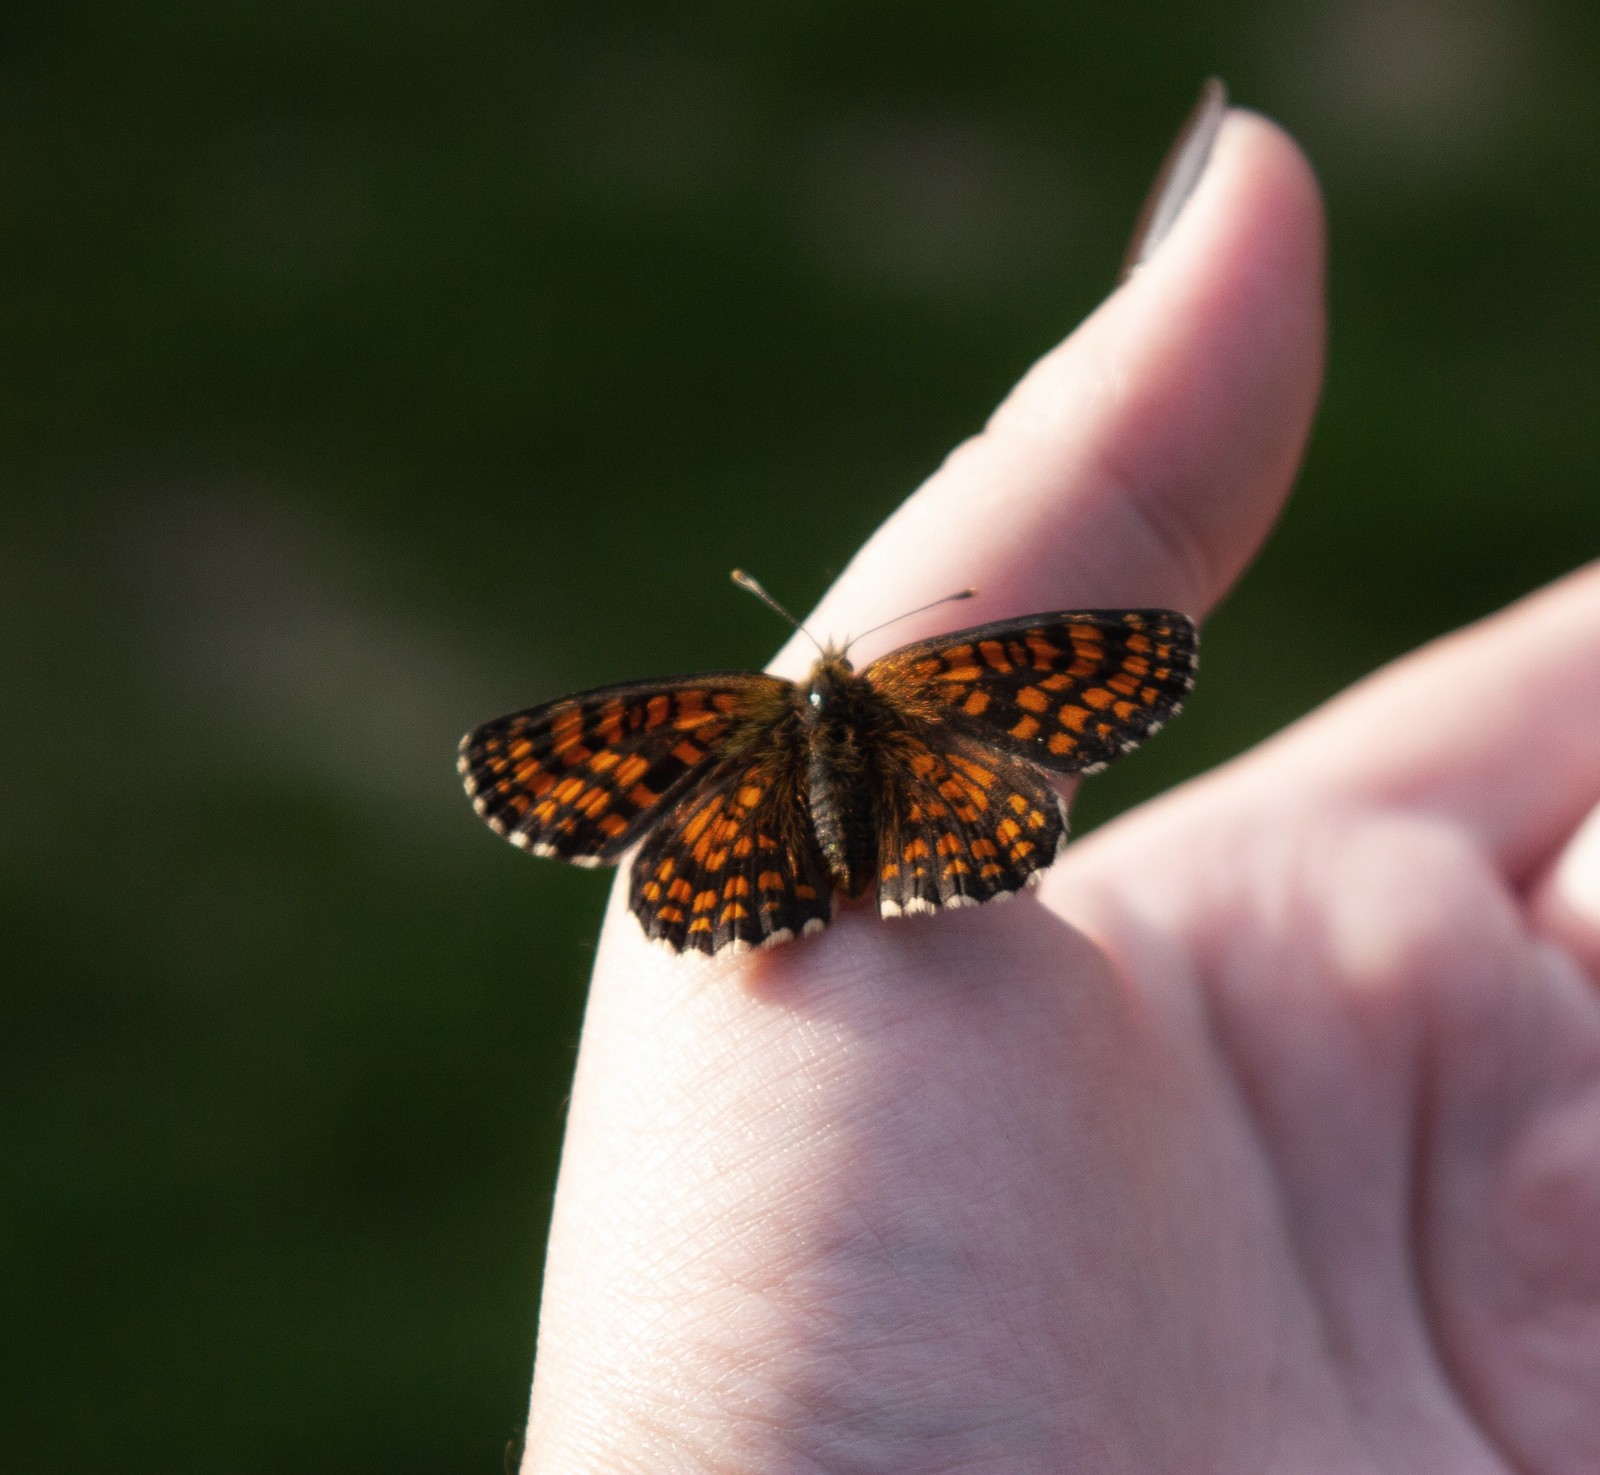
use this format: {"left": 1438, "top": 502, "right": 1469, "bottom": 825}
{"left": 458, "top": 575, "right": 1197, "bottom": 956}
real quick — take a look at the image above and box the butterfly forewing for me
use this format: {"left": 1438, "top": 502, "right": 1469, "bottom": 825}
{"left": 457, "top": 672, "right": 789, "bottom": 864}
{"left": 864, "top": 610, "right": 1197, "bottom": 776}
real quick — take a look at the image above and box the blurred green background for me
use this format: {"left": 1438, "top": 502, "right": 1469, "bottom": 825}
{"left": 4, "top": 1, "right": 1598, "bottom": 1469}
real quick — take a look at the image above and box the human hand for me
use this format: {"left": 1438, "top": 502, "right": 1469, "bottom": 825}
{"left": 519, "top": 101, "right": 1600, "bottom": 1473}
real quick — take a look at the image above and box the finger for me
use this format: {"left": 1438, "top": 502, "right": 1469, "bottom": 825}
{"left": 775, "top": 109, "right": 1326, "bottom": 679}
{"left": 531, "top": 109, "right": 1332, "bottom": 1462}
{"left": 1531, "top": 798, "right": 1600, "bottom": 980}
{"left": 1210, "top": 560, "right": 1600, "bottom": 884}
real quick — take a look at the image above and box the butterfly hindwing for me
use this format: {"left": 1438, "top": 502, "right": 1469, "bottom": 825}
{"left": 875, "top": 728, "right": 1068, "bottom": 918}
{"left": 457, "top": 672, "right": 789, "bottom": 865}
{"left": 630, "top": 750, "right": 834, "bottom": 954}
{"left": 864, "top": 610, "right": 1197, "bottom": 776}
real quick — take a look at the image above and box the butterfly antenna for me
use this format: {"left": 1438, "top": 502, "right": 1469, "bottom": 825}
{"left": 846, "top": 587, "right": 978, "bottom": 651}
{"left": 730, "top": 569, "right": 825, "bottom": 655}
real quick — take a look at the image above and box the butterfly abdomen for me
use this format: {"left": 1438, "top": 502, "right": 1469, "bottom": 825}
{"left": 801, "top": 654, "right": 890, "bottom": 899}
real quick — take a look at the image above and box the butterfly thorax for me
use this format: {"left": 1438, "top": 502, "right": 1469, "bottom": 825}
{"left": 801, "top": 649, "right": 894, "bottom": 899}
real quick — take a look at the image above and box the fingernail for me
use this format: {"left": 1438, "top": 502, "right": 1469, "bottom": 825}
{"left": 1555, "top": 802, "right": 1600, "bottom": 931}
{"left": 1119, "top": 77, "right": 1228, "bottom": 283}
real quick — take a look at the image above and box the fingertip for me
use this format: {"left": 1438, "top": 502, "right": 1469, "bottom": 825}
{"left": 986, "top": 109, "right": 1327, "bottom": 608}
{"left": 792, "top": 106, "right": 1328, "bottom": 674}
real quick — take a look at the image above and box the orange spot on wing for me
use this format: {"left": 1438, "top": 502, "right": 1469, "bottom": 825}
{"left": 949, "top": 756, "right": 995, "bottom": 787}
{"left": 1009, "top": 715, "right": 1040, "bottom": 741}
{"left": 1016, "top": 686, "right": 1048, "bottom": 713}
{"left": 682, "top": 801, "right": 721, "bottom": 843}
{"left": 516, "top": 764, "right": 558, "bottom": 798}
{"left": 595, "top": 701, "right": 625, "bottom": 744}
{"left": 615, "top": 755, "right": 649, "bottom": 788}
{"left": 1024, "top": 634, "right": 1062, "bottom": 666}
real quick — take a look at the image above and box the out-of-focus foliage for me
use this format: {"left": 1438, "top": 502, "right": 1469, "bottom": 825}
{"left": 3, "top": 2, "right": 1597, "bottom": 1468}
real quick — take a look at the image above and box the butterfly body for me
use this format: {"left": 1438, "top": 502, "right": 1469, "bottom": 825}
{"left": 459, "top": 608, "right": 1197, "bottom": 956}
{"left": 799, "top": 648, "right": 903, "bottom": 899}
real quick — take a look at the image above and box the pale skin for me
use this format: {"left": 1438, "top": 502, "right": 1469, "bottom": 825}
{"left": 520, "top": 111, "right": 1600, "bottom": 1473}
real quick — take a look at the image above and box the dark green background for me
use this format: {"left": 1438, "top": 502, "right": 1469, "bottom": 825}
{"left": 4, "top": 3, "right": 1597, "bottom": 1469}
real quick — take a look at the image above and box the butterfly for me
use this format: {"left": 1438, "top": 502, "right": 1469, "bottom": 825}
{"left": 458, "top": 573, "right": 1197, "bottom": 956}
